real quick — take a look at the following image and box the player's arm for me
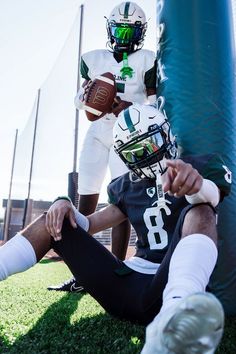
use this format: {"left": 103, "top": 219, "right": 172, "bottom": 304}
{"left": 87, "top": 204, "right": 127, "bottom": 235}
{"left": 74, "top": 56, "right": 92, "bottom": 110}
{"left": 146, "top": 87, "right": 156, "bottom": 104}
{"left": 74, "top": 79, "right": 92, "bottom": 110}
{"left": 111, "top": 97, "right": 133, "bottom": 117}
{"left": 111, "top": 67, "right": 157, "bottom": 116}
{"left": 111, "top": 87, "right": 157, "bottom": 117}
{"left": 162, "top": 159, "right": 220, "bottom": 207}
{"left": 45, "top": 199, "right": 126, "bottom": 241}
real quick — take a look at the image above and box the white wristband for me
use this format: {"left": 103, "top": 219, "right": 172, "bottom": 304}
{"left": 74, "top": 86, "right": 85, "bottom": 110}
{"left": 72, "top": 206, "right": 89, "bottom": 231}
{"left": 185, "top": 179, "right": 220, "bottom": 207}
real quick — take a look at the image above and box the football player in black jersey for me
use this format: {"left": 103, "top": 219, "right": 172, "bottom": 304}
{"left": 0, "top": 104, "right": 232, "bottom": 353}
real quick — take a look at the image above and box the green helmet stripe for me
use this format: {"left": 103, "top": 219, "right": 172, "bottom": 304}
{"left": 124, "top": 108, "right": 135, "bottom": 133}
{"left": 124, "top": 2, "right": 130, "bottom": 19}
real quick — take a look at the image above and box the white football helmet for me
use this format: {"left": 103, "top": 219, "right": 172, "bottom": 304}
{"left": 106, "top": 2, "right": 147, "bottom": 53}
{"left": 113, "top": 103, "right": 178, "bottom": 179}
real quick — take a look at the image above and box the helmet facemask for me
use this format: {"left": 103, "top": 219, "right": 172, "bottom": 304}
{"left": 106, "top": 2, "right": 147, "bottom": 53}
{"left": 107, "top": 21, "right": 147, "bottom": 53}
{"left": 115, "top": 121, "right": 177, "bottom": 179}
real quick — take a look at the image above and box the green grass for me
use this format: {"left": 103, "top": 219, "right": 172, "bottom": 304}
{"left": 0, "top": 260, "right": 235, "bottom": 353}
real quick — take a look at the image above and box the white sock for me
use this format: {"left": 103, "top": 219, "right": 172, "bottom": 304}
{"left": 160, "top": 234, "right": 218, "bottom": 313}
{"left": 0, "top": 233, "right": 37, "bottom": 280}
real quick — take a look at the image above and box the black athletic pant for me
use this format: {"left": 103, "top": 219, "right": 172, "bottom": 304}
{"left": 52, "top": 205, "right": 194, "bottom": 325}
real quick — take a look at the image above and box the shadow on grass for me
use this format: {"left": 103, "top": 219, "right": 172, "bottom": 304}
{"left": 1, "top": 290, "right": 235, "bottom": 353}
{"left": 0, "top": 293, "right": 81, "bottom": 353}
{"left": 0, "top": 293, "right": 144, "bottom": 354}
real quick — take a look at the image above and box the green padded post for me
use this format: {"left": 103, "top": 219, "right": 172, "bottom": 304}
{"left": 156, "top": 0, "right": 236, "bottom": 315}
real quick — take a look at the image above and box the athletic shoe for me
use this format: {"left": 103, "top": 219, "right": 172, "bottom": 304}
{"left": 47, "top": 277, "right": 85, "bottom": 293}
{"left": 141, "top": 293, "right": 224, "bottom": 354}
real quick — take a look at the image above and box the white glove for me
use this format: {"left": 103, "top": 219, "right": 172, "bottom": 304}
{"left": 74, "top": 86, "right": 85, "bottom": 110}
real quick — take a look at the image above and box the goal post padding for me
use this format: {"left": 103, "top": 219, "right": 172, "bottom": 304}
{"left": 156, "top": 0, "right": 236, "bottom": 315}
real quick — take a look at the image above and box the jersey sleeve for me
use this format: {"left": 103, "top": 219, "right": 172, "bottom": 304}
{"left": 80, "top": 57, "right": 91, "bottom": 80}
{"left": 144, "top": 58, "right": 157, "bottom": 89}
{"left": 107, "top": 175, "right": 129, "bottom": 216}
{"left": 200, "top": 154, "right": 232, "bottom": 200}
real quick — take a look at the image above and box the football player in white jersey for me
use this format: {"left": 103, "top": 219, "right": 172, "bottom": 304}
{"left": 47, "top": 1, "right": 157, "bottom": 292}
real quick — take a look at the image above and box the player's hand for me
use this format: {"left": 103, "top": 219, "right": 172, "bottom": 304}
{"left": 82, "top": 80, "right": 93, "bottom": 101}
{"left": 111, "top": 97, "right": 132, "bottom": 117}
{"left": 45, "top": 200, "right": 77, "bottom": 241}
{"left": 74, "top": 80, "right": 93, "bottom": 110}
{"left": 162, "top": 159, "right": 203, "bottom": 197}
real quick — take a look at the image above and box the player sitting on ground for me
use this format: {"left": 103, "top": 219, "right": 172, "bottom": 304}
{"left": 0, "top": 103, "right": 231, "bottom": 353}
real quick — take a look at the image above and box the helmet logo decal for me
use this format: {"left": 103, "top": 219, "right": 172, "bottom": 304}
{"left": 124, "top": 2, "right": 130, "bottom": 19}
{"left": 146, "top": 187, "right": 155, "bottom": 198}
{"left": 124, "top": 108, "right": 136, "bottom": 133}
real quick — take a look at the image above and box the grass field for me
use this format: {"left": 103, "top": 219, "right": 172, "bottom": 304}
{"left": 0, "top": 259, "right": 235, "bottom": 354}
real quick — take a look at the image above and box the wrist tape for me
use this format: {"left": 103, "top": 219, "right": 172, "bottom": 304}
{"left": 185, "top": 179, "right": 220, "bottom": 207}
{"left": 72, "top": 206, "right": 89, "bottom": 231}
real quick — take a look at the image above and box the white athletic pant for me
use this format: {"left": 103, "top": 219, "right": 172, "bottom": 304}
{"left": 78, "top": 118, "right": 128, "bottom": 194}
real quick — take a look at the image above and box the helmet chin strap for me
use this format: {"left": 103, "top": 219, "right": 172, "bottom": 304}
{"left": 140, "top": 162, "right": 171, "bottom": 215}
{"left": 155, "top": 173, "right": 171, "bottom": 216}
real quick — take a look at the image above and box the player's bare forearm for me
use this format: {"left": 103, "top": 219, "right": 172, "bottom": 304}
{"left": 88, "top": 204, "right": 127, "bottom": 235}
{"left": 146, "top": 87, "right": 156, "bottom": 96}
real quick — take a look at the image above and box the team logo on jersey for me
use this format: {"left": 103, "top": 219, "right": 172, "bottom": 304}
{"left": 222, "top": 165, "right": 232, "bottom": 184}
{"left": 146, "top": 187, "right": 156, "bottom": 198}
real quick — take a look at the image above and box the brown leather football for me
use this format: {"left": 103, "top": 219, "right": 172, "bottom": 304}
{"left": 84, "top": 72, "right": 116, "bottom": 121}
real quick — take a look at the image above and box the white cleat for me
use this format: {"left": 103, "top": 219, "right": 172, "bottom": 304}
{"left": 141, "top": 293, "right": 224, "bottom": 354}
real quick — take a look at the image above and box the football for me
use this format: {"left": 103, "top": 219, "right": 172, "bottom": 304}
{"left": 84, "top": 72, "right": 116, "bottom": 121}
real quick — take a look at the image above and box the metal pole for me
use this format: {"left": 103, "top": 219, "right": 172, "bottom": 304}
{"left": 3, "top": 129, "right": 18, "bottom": 241}
{"left": 68, "top": 4, "right": 84, "bottom": 207}
{"left": 73, "top": 4, "right": 84, "bottom": 172}
{"left": 22, "top": 89, "right": 41, "bottom": 228}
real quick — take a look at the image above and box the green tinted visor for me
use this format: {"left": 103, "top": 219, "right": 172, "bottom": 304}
{"left": 121, "top": 133, "right": 163, "bottom": 163}
{"left": 110, "top": 23, "right": 143, "bottom": 44}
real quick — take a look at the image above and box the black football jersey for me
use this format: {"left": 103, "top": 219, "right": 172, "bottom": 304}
{"left": 107, "top": 154, "right": 231, "bottom": 263}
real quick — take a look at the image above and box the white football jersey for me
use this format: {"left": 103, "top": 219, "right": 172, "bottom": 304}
{"left": 78, "top": 48, "right": 156, "bottom": 194}
{"left": 81, "top": 49, "right": 156, "bottom": 121}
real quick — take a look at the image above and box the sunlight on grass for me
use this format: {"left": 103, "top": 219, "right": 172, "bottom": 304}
{"left": 0, "top": 261, "right": 145, "bottom": 353}
{"left": 0, "top": 260, "right": 235, "bottom": 353}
